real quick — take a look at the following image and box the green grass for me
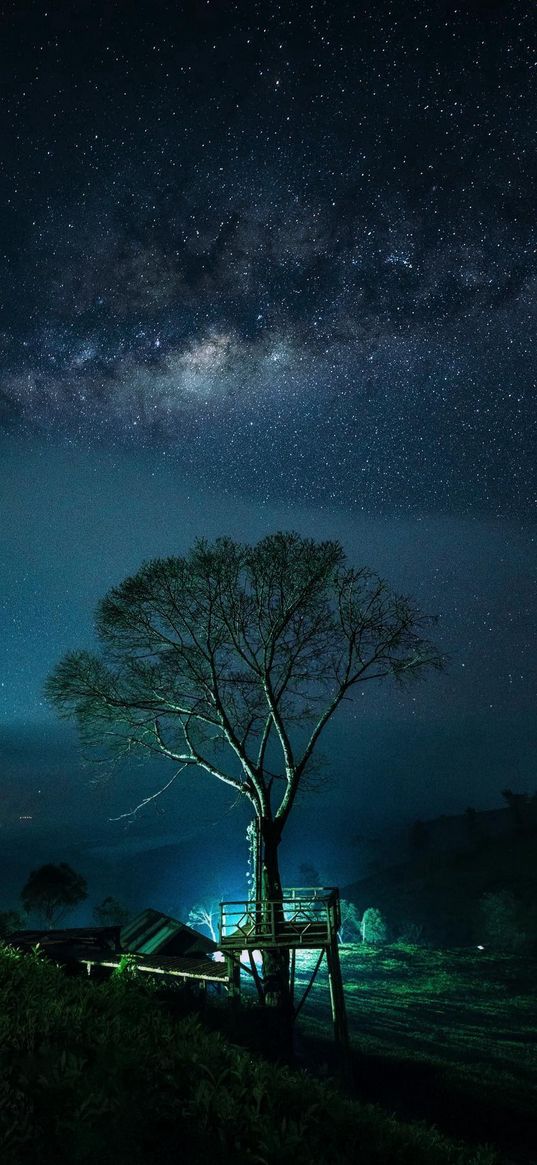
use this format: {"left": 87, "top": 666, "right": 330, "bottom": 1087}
{"left": 293, "top": 944, "right": 537, "bottom": 1162}
{"left": 0, "top": 943, "right": 498, "bottom": 1165}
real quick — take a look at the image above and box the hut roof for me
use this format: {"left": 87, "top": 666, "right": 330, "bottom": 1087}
{"left": 7, "top": 925, "right": 121, "bottom": 957}
{"left": 120, "top": 908, "right": 217, "bottom": 957}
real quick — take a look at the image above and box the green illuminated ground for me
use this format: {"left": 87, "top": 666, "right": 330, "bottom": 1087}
{"left": 294, "top": 945, "right": 537, "bottom": 1163}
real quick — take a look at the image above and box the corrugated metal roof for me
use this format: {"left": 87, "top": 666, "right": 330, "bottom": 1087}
{"left": 120, "top": 908, "right": 217, "bottom": 957}
{"left": 7, "top": 926, "right": 121, "bottom": 955}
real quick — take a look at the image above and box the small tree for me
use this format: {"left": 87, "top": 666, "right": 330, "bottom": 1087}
{"left": 46, "top": 532, "right": 441, "bottom": 1008}
{"left": 361, "top": 906, "right": 388, "bottom": 944}
{"left": 21, "top": 863, "right": 87, "bottom": 927}
{"left": 298, "top": 862, "right": 321, "bottom": 888}
{"left": 188, "top": 901, "right": 219, "bottom": 943}
{"left": 338, "top": 899, "right": 362, "bottom": 943}
{"left": 479, "top": 890, "right": 525, "bottom": 951}
{"left": 93, "top": 896, "right": 130, "bottom": 927}
{"left": 501, "top": 788, "right": 531, "bottom": 833}
{"left": 398, "top": 919, "right": 424, "bottom": 944}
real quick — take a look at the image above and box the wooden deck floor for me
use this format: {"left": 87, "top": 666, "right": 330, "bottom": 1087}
{"left": 220, "top": 921, "right": 331, "bottom": 949}
{"left": 81, "top": 950, "right": 230, "bottom": 983}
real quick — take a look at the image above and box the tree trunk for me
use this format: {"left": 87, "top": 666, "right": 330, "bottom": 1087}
{"left": 259, "top": 817, "right": 291, "bottom": 1013}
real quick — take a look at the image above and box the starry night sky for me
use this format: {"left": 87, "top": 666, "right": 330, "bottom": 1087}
{"left": 1, "top": 0, "right": 536, "bottom": 917}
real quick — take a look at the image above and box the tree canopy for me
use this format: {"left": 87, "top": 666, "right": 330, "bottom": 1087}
{"left": 20, "top": 863, "right": 88, "bottom": 926}
{"left": 46, "top": 532, "right": 442, "bottom": 841}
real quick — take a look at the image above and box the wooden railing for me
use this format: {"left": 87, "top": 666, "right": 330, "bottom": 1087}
{"left": 219, "top": 887, "right": 340, "bottom": 948}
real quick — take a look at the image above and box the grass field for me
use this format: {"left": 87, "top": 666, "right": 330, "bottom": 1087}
{"left": 293, "top": 945, "right": 537, "bottom": 1164}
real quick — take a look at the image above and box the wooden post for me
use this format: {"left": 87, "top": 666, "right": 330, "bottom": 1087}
{"left": 326, "top": 936, "right": 353, "bottom": 1090}
{"left": 325, "top": 938, "right": 349, "bottom": 1049}
{"left": 225, "top": 954, "right": 241, "bottom": 1002}
{"left": 289, "top": 946, "right": 296, "bottom": 1008}
{"left": 220, "top": 888, "right": 350, "bottom": 1071}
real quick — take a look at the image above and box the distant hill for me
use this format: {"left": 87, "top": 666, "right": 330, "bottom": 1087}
{"left": 352, "top": 792, "right": 537, "bottom": 875}
{"left": 343, "top": 826, "right": 537, "bottom": 946}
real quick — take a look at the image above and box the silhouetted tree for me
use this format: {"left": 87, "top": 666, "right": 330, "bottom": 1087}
{"left": 93, "top": 896, "right": 130, "bottom": 927}
{"left": 0, "top": 909, "right": 21, "bottom": 937}
{"left": 501, "top": 788, "right": 531, "bottom": 833}
{"left": 46, "top": 531, "right": 441, "bottom": 1008}
{"left": 398, "top": 919, "right": 424, "bottom": 944}
{"left": 21, "top": 863, "right": 87, "bottom": 926}
{"left": 298, "top": 862, "right": 321, "bottom": 887}
{"left": 479, "top": 890, "right": 525, "bottom": 951}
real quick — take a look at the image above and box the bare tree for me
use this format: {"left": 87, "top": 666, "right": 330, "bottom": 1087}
{"left": 45, "top": 531, "right": 442, "bottom": 1006}
{"left": 188, "top": 901, "right": 219, "bottom": 943}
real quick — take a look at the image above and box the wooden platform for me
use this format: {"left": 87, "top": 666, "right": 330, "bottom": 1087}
{"left": 220, "top": 921, "right": 331, "bottom": 948}
{"left": 218, "top": 889, "right": 349, "bottom": 1052}
{"left": 219, "top": 888, "right": 340, "bottom": 950}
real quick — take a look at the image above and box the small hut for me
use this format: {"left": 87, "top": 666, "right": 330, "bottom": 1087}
{"left": 120, "top": 908, "right": 217, "bottom": 958}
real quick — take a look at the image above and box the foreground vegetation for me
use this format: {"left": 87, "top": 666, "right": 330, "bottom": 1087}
{"left": 0, "top": 945, "right": 496, "bottom": 1165}
{"left": 295, "top": 944, "right": 537, "bottom": 1163}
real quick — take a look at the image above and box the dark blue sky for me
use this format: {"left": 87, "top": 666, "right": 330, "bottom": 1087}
{"left": 0, "top": 0, "right": 536, "bottom": 917}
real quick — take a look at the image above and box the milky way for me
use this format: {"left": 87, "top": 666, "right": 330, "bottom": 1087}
{"left": 1, "top": 0, "right": 535, "bottom": 513}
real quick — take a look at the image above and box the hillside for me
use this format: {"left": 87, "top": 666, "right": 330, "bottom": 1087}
{"left": 0, "top": 945, "right": 497, "bottom": 1165}
{"left": 343, "top": 828, "right": 537, "bottom": 945}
